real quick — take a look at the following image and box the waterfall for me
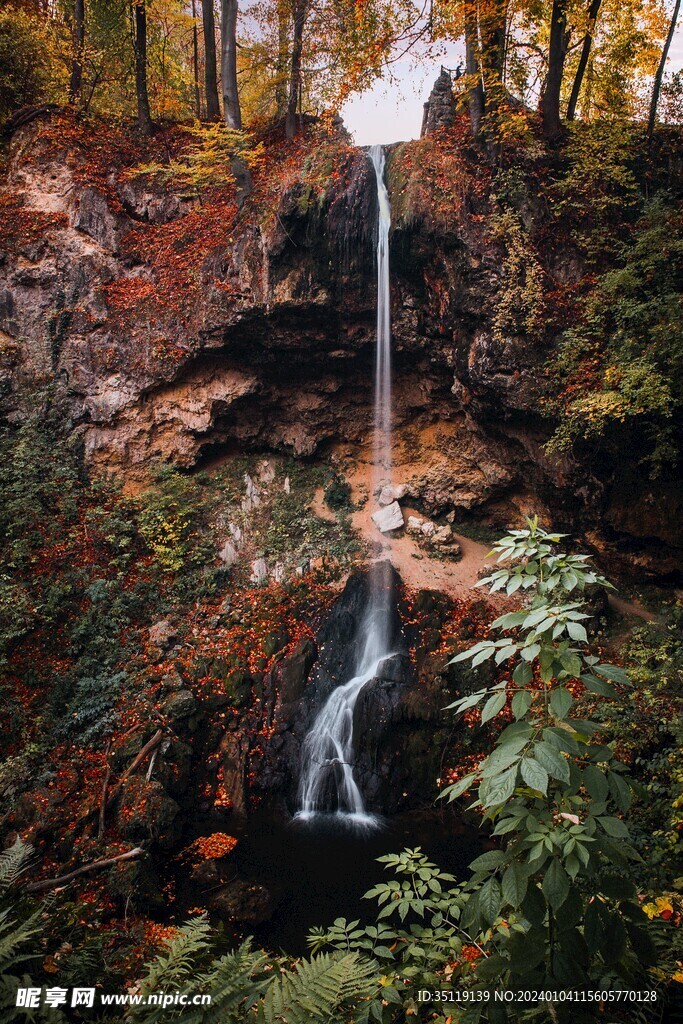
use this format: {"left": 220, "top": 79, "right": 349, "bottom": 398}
{"left": 295, "top": 145, "right": 394, "bottom": 828}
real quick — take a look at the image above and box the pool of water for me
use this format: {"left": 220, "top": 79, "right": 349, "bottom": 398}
{"left": 232, "top": 807, "right": 482, "bottom": 954}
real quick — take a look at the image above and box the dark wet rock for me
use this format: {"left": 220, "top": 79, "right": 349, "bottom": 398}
{"left": 116, "top": 777, "right": 181, "bottom": 849}
{"left": 211, "top": 879, "right": 273, "bottom": 924}
{"left": 108, "top": 857, "right": 166, "bottom": 912}
{"left": 162, "top": 689, "right": 196, "bottom": 721}
{"left": 276, "top": 638, "right": 317, "bottom": 704}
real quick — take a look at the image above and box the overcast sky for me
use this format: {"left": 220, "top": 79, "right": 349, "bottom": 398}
{"left": 341, "top": 24, "right": 683, "bottom": 146}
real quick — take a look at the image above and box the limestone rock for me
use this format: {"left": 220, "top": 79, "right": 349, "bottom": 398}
{"left": 378, "top": 483, "right": 409, "bottom": 506}
{"left": 420, "top": 520, "right": 436, "bottom": 538}
{"left": 219, "top": 540, "right": 239, "bottom": 566}
{"left": 421, "top": 70, "right": 456, "bottom": 137}
{"left": 407, "top": 516, "right": 423, "bottom": 533}
{"left": 432, "top": 525, "right": 453, "bottom": 545}
{"left": 251, "top": 558, "right": 268, "bottom": 584}
{"left": 372, "top": 501, "right": 404, "bottom": 533}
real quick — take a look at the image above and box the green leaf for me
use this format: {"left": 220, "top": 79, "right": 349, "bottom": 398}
{"left": 533, "top": 742, "right": 570, "bottom": 783}
{"left": 567, "top": 622, "right": 587, "bottom": 642}
{"left": 483, "top": 765, "right": 518, "bottom": 808}
{"left": 582, "top": 765, "right": 609, "bottom": 802}
{"left": 502, "top": 862, "right": 528, "bottom": 908}
{"left": 520, "top": 757, "right": 549, "bottom": 795}
{"left": 512, "top": 662, "right": 533, "bottom": 686}
{"left": 521, "top": 643, "right": 541, "bottom": 661}
{"left": 550, "top": 686, "right": 573, "bottom": 720}
{"left": 597, "top": 816, "right": 629, "bottom": 838}
{"left": 608, "top": 773, "right": 632, "bottom": 812}
{"left": 595, "top": 663, "right": 630, "bottom": 685}
{"left": 542, "top": 858, "right": 570, "bottom": 911}
{"left": 492, "top": 611, "right": 527, "bottom": 629}
{"left": 479, "top": 877, "right": 503, "bottom": 925}
{"left": 470, "top": 850, "right": 507, "bottom": 872}
{"left": 581, "top": 674, "right": 617, "bottom": 699}
{"left": 481, "top": 691, "right": 507, "bottom": 724}
{"left": 443, "top": 690, "right": 486, "bottom": 712}
{"left": 441, "top": 773, "right": 476, "bottom": 802}
{"left": 511, "top": 690, "right": 532, "bottom": 720}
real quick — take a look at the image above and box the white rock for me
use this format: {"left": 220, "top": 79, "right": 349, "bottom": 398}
{"left": 283, "top": 476, "right": 291, "bottom": 494}
{"left": 378, "top": 483, "right": 408, "bottom": 506}
{"left": 244, "top": 473, "right": 260, "bottom": 506}
{"left": 219, "top": 540, "right": 239, "bottom": 566}
{"left": 406, "top": 516, "right": 423, "bottom": 533}
{"left": 272, "top": 562, "right": 286, "bottom": 583}
{"left": 250, "top": 558, "right": 268, "bottom": 584}
{"left": 229, "top": 523, "right": 242, "bottom": 543}
{"left": 258, "top": 460, "right": 275, "bottom": 484}
{"left": 432, "top": 525, "right": 453, "bottom": 545}
{"left": 296, "top": 565, "right": 304, "bottom": 576}
{"left": 372, "top": 501, "right": 404, "bottom": 533}
{"left": 421, "top": 520, "right": 436, "bottom": 537}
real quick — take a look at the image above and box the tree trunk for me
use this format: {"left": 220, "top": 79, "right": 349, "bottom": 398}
{"left": 202, "top": 0, "right": 221, "bottom": 120}
{"left": 275, "top": 0, "right": 289, "bottom": 117}
{"left": 566, "top": 0, "right": 602, "bottom": 121}
{"left": 648, "top": 0, "right": 682, "bottom": 141}
{"left": 542, "top": 0, "right": 570, "bottom": 138}
{"left": 464, "top": 0, "right": 484, "bottom": 136}
{"left": 191, "top": 0, "right": 202, "bottom": 119}
{"left": 285, "top": 0, "right": 306, "bottom": 139}
{"left": 221, "top": 0, "right": 241, "bottom": 128}
{"left": 68, "top": 0, "right": 85, "bottom": 104}
{"left": 478, "top": 0, "right": 506, "bottom": 115}
{"left": 133, "top": 0, "right": 153, "bottom": 134}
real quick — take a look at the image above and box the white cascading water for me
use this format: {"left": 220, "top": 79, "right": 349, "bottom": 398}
{"left": 295, "top": 145, "right": 394, "bottom": 828}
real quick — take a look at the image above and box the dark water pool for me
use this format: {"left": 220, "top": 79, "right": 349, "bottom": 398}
{"left": 232, "top": 808, "right": 482, "bottom": 954}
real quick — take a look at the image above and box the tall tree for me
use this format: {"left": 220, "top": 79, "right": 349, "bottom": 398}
{"left": 191, "top": 0, "right": 202, "bottom": 118}
{"left": 542, "top": 0, "right": 570, "bottom": 137}
{"left": 221, "top": 0, "right": 241, "bottom": 128}
{"left": 478, "top": 0, "right": 506, "bottom": 117}
{"left": 648, "top": 0, "right": 682, "bottom": 139}
{"left": 202, "top": 0, "right": 221, "bottom": 120}
{"left": 285, "top": 0, "right": 307, "bottom": 138}
{"left": 68, "top": 0, "right": 85, "bottom": 103}
{"left": 275, "top": 0, "right": 289, "bottom": 117}
{"left": 464, "top": 0, "right": 484, "bottom": 135}
{"left": 566, "top": 0, "right": 602, "bottom": 120}
{"left": 133, "top": 0, "right": 152, "bottom": 134}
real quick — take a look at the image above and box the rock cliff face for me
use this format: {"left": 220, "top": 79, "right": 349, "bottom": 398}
{"left": 0, "top": 114, "right": 680, "bottom": 580}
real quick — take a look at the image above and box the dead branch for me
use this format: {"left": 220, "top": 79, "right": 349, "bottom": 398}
{"left": 25, "top": 847, "right": 143, "bottom": 893}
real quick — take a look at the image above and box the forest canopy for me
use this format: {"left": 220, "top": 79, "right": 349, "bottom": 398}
{"left": 1, "top": 0, "right": 682, "bottom": 141}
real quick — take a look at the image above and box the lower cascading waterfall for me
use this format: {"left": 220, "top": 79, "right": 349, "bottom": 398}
{"left": 294, "top": 145, "right": 394, "bottom": 828}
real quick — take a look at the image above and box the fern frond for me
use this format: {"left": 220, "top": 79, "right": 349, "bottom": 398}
{"left": 135, "top": 915, "right": 213, "bottom": 1002}
{"left": 0, "top": 838, "right": 33, "bottom": 892}
{"left": 255, "top": 951, "right": 378, "bottom": 1024}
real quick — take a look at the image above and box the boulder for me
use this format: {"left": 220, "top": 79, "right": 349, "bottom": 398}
{"left": 432, "top": 525, "right": 453, "bottom": 545}
{"left": 211, "top": 879, "right": 272, "bottom": 924}
{"left": 420, "top": 520, "right": 436, "bottom": 537}
{"left": 219, "top": 540, "right": 239, "bottom": 566}
{"left": 148, "top": 620, "right": 177, "bottom": 650}
{"left": 407, "top": 516, "right": 423, "bottom": 533}
{"left": 162, "top": 689, "right": 196, "bottom": 720}
{"left": 378, "top": 483, "right": 409, "bottom": 506}
{"left": 372, "top": 501, "right": 404, "bottom": 533}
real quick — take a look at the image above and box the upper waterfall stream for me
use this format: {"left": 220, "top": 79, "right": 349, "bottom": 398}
{"left": 295, "top": 145, "right": 395, "bottom": 827}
